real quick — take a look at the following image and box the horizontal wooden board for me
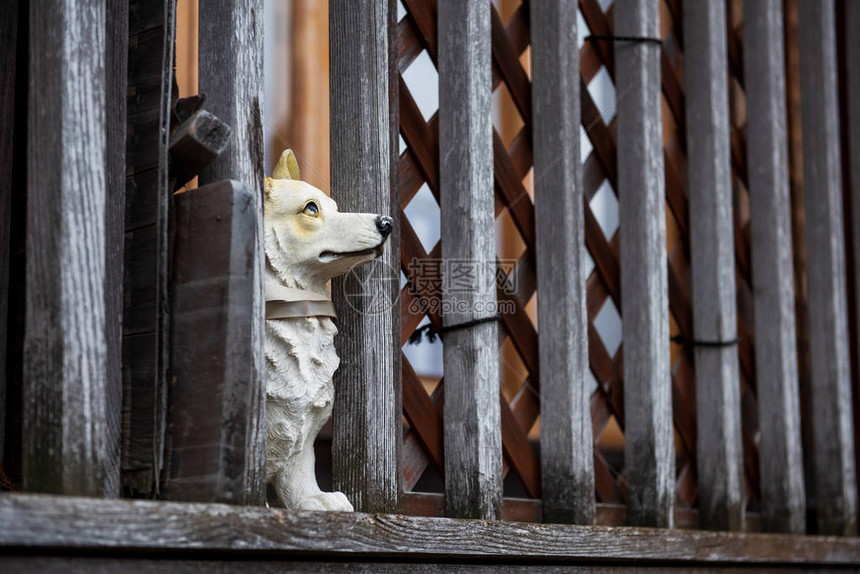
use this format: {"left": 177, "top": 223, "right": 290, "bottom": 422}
{"left": 0, "top": 494, "right": 858, "bottom": 565}
{"left": 0, "top": 556, "right": 851, "bottom": 573}
{"left": 395, "top": 492, "right": 766, "bottom": 532}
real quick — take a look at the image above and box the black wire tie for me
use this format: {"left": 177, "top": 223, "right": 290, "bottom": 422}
{"left": 408, "top": 314, "right": 502, "bottom": 345}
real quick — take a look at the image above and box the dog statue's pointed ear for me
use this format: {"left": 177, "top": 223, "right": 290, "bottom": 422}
{"left": 272, "top": 149, "right": 301, "bottom": 180}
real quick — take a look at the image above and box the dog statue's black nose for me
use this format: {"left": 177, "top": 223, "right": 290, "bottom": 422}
{"left": 376, "top": 215, "right": 394, "bottom": 238}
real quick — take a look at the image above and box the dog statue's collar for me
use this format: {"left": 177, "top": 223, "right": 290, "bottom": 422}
{"left": 265, "top": 283, "right": 337, "bottom": 320}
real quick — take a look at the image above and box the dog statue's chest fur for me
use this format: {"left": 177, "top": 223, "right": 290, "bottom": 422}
{"left": 264, "top": 315, "right": 337, "bottom": 476}
{"left": 264, "top": 316, "right": 338, "bottom": 452}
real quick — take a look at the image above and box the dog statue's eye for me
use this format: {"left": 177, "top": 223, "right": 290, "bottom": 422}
{"left": 302, "top": 201, "right": 319, "bottom": 216}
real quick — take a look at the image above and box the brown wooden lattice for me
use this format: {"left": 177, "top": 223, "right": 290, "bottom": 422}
{"left": 396, "top": 0, "right": 761, "bottom": 515}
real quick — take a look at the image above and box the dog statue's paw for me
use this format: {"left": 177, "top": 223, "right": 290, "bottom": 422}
{"left": 315, "top": 491, "right": 354, "bottom": 512}
{"left": 293, "top": 496, "right": 327, "bottom": 512}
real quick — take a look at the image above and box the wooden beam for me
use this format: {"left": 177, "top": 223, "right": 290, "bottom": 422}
{"left": 168, "top": 109, "right": 232, "bottom": 190}
{"left": 197, "top": 0, "right": 266, "bottom": 505}
{"left": 122, "top": 0, "right": 175, "bottom": 498}
{"left": 329, "top": 0, "right": 400, "bottom": 514}
{"left": 24, "top": 0, "right": 111, "bottom": 495}
{"left": 438, "top": 0, "right": 502, "bottom": 520}
{"left": 1, "top": 0, "right": 26, "bottom": 487}
{"left": 530, "top": 0, "right": 593, "bottom": 525}
{"left": 615, "top": 0, "right": 674, "bottom": 528}
{"left": 103, "top": 0, "right": 127, "bottom": 500}
{"left": 743, "top": 0, "right": 806, "bottom": 534}
{"left": 683, "top": 0, "right": 743, "bottom": 532}
{"left": 0, "top": 0, "right": 18, "bottom": 469}
{"left": 846, "top": 0, "right": 860, "bottom": 520}
{"left": 163, "top": 180, "right": 259, "bottom": 503}
{"left": 798, "top": 0, "right": 858, "bottom": 537}
{"left": 2, "top": 494, "right": 860, "bottom": 565}
{"left": 0, "top": 558, "right": 843, "bottom": 573}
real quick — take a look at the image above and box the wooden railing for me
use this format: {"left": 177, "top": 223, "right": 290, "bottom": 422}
{"left": 3, "top": 0, "right": 860, "bottom": 569}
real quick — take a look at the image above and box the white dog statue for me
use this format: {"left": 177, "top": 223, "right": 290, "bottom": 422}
{"left": 264, "top": 149, "right": 392, "bottom": 512}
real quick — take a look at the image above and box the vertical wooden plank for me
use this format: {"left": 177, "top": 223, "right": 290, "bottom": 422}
{"left": 25, "top": 0, "right": 110, "bottom": 495}
{"left": 102, "top": 0, "right": 127, "bottom": 499}
{"left": 198, "top": 0, "right": 266, "bottom": 504}
{"left": 329, "top": 0, "right": 400, "bottom": 514}
{"left": 530, "top": 0, "right": 594, "bottom": 525}
{"left": 2, "top": 0, "right": 27, "bottom": 486}
{"left": 798, "top": 0, "right": 858, "bottom": 537}
{"left": 164, "top": 180, "right": 258, "bottom": 503}
{"left": 783, "top": 0, "right": 817, "bottom": 528}
{"left": 615, "top": 0, "right": 674, "bottom": 528}
{"left": 683, "top": 0, "right": 743, "bottom": 532}
{"left": 437, "top": 0, "right": 501, "bottom": 520}
{"left": 122, "top": 0, "right": 175, "bottom": 497}
{"left": 744, "top": 0, "right": 806, "bottom": 534}
{"left": 845, "top": 0, "right": 860, "bottom": 521}
{"left": 0, "top": 0, "right": 17, "bottom": 468}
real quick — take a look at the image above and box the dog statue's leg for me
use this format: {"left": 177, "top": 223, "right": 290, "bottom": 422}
{"left": 273, "top": 436, "right": 353, "bottom": 511}
{"left": 273, "top": 457, "right": 324, "bottom": 511}
{"left": 299, "top": 435, "right": 354, "bottom": 512}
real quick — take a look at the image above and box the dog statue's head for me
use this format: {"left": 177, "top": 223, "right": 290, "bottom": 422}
{"left": 264, "top": 149, "right": 393, "bottom": 291}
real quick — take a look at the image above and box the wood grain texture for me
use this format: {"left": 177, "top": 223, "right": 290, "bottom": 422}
{"left": 25, "top": 0, "right": 110, "bottom": 495}
{"left": 168, "top": 109, "right": 231, "bottom": 190}
{"left": 2, "top": 0, "right": 27, "bottom": 485}
{"left": 5, "top": 558, "right": 849, "bottom": 574}
{"left": 798, "top": 0, "right": 858, "bottom": 537}
{"left": 397, "top": 491, "right": 748, "bottom": 531}
{"left": 614, "top": 0, "right": 674, "bottom": 528}
{"left": 164, "top": 181, "right": 259, "bottom": 504}
{"left": 0, "top": 0, "right": 17, "bottom": 466}
{"left": 122, "top": 0, "right": 175, "bottom": 497}
{"left": 530, "top": 0, "right": 593, "bottom": 525}
{"left": 743, "top": 0, "right": 806, "bottom": 534}
{"left": 198, "top": 0, "right": 266, "bottom": 505}
{"left": 1, "top": 494, "right": 860, "bottom": 565}
{"left": 329, "top": 0, "right": 400, "bottom": 514}
{"left": 683, "top": 0, "right": 743, "bottom": 532}
{"left": 846, "top": 0, "right": 860, "bottom": 521}
{"left": 103, "top": 0, "right": 127, "bottom": 500}
{"left": 438, "top": 0, "right": 502, "bottom": 520}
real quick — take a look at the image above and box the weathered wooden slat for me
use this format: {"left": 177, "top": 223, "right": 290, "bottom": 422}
{"left": 0, "top": 0, "right": 18, "bottom": 468}
{"left": 489, "top": 4, "right": 531, "bottom": 127}
{"left": 743, "top": 0, "right": 806, "bottom": 534}
{"left": 798, "top": 0, "right": 858, "bottom": 537}
{"left": 163, "top": 181, "right": 259, "bottom": 503}
{"left": 2, "top": 494, "right": 860, "bottom": 564}
{"left": 121, "top": 0, "right": 174, "bottom": 498}
{"left": 24, "top": 0, "right": 110, "bottom": 495}
{"left": 401, "top": 0, "right": 437, "bottom": 62}
{"left": 400, "top": 491, "right": 733, "bottom": 531}
{"left": 846, "top": 0, "right": 860, "bottom": 516}
{"left": 1, "top": 0, "right": 25, "bottom": 486}
{"left": 683, "top": 0, "right": 743, "bottom": 532}
{"left": 437, "top": 0, "right": 501, "bottom": 520}
{"left": 401, "top": 359, "right": 444, "bottom": 474}
{"left": 197, "top": 0, "right": 266, "bottom": 505}
{"left": 168, "top": 110, "right": 231, "bottom": 190}
{"left": 530, "top": 0, "right": 593, "bottom": 526}
{"left": 6, "top": 558, "right": 845, "bottom": 574}
{"left": 103, "top": 0, "right": 128, "bottom": 500}
{"left": 615, "top": 0, "right": 674, "bottom": 528}
{"left": 329, "top": 0, "right": 400, "bottom": 514}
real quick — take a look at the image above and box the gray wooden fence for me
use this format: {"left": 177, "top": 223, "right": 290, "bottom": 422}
{"left": 4, "top": 0, "right": 860, "bottom": 569}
